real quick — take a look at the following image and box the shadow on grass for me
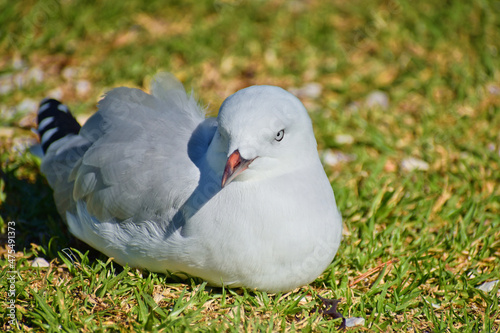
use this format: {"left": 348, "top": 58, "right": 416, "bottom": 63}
{"left": 0, "top": 154, "right": 199, "bottom": 287}
{"left": 0, "top": 157, "right": 106, "bottom": 262}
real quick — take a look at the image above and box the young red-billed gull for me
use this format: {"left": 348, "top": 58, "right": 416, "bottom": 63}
{"left": 37, "top": 73, "right": 342, "bottom": 293}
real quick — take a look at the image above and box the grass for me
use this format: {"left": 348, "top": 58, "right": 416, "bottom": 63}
{"left": 1, "top": 0, "right": 499, "bottom": 331}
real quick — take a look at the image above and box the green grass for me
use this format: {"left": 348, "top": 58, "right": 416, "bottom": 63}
{"left": 1, "top": 0, "right": 499, "bottom": 331}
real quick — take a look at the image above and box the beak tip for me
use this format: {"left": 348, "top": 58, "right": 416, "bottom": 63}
{"left": 221, "top": 149, "right": 254, "bottom": 189}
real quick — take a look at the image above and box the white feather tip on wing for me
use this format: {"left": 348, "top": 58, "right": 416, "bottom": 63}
{"left": 151, "top": 72, "right": 185, "bottom": 95}
{"left": 151, "top": 72, "right": 205, "bottom": 118}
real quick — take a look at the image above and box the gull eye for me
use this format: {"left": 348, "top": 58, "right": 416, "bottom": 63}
{"left": 275, "top": 129, "right": 285, "bottom": 142}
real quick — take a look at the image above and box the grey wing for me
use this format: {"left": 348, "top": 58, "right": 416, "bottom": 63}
{"left": 42, "top": 73, "right": 215, "bottom": 224}
{"left": 40, "top": 134, "right": 92, "bottom": 220}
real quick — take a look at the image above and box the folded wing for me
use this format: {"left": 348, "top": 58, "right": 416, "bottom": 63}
{"left": 42, "top": 74, "right": 213, "bottom": 224}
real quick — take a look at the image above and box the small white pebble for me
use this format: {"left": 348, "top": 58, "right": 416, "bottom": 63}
{"left": 366, "top": 90, "right": 389, "bottom": 110}
{"left": 289, "top": 82, "right": 323, "bottom": 99}
{"left": 13, "top": 57, "right": 26, "bottom": 70}
{"left": 62, "top": 67, "right": 78, "bottom": 80}
{"left": 76, "top": 80, "right": 92, "bottom": 97}
{"left": 335, "top": 134, "right": 354, "bottom": 145}
{"left": 345, "top": 317, "right": 365, "bottom": 327}
{"left": 301, "top": 82, "right": 322, "bottom": 98}
{"left": 477, "top": 280, "right": 499, "bottom": 293}
{"left": 288, "top": 0, "right": 306, "bottom": 12}
{"left": 153, "top": 292, "right": 164, "bottom": 304}
{"left": 13, "top": 72, "right": 26, "bottom": 88}
{"left": 487, "top": 84, "right": 500, "bottom": 95}
{"left": 16, "top": 98, "right": 38, "bottom": 114}
{"left": 294, "top": 295, "right": 311, "bottom": 305}
{"left": 322, "top": 150, "right": 357, "bottom": 167}
{"left": 0, "top": 74, "right": 14, "bottom": 95}
{"left": 31, "top": 257, "right": 50, "bottom": 268}
{"left": 400, "top": 157, "right": 429, "bottom": 172}
{"left": 27, "top": 67, "right": 44, "bottom": 83}
{"left": 47, "top": 87, "right": 64, "bottom": 100}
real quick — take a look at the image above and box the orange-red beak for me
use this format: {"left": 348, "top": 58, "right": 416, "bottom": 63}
{"left": 221, "top": 150, "right": 255, "bottom": 188}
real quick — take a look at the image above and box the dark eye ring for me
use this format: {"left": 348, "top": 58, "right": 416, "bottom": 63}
{"left": 275, "top": 129, "right": 285, "bottom": 142}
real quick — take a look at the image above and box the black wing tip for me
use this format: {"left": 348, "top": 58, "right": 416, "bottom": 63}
{"left": 37, "top": 99, "right": 82, "bottom": 153}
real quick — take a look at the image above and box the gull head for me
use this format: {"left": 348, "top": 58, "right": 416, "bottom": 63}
{"left": 213, "top": 85, "right": 319, "bottom": 188}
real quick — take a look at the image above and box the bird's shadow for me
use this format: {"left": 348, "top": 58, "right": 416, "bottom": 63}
{"left": 0, "top": 156, "right": 100, "bottom": 261}
{"left": 163, "top": 118, "right": 222, "bottom": 238}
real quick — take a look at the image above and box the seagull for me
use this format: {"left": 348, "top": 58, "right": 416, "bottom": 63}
{"left": 37, "top": 73, "right": 343, "bottom": 292}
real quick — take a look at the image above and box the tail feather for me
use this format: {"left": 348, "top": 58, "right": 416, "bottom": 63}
{"left": 37, "top": 99, "right": 81, "bottom": 153}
